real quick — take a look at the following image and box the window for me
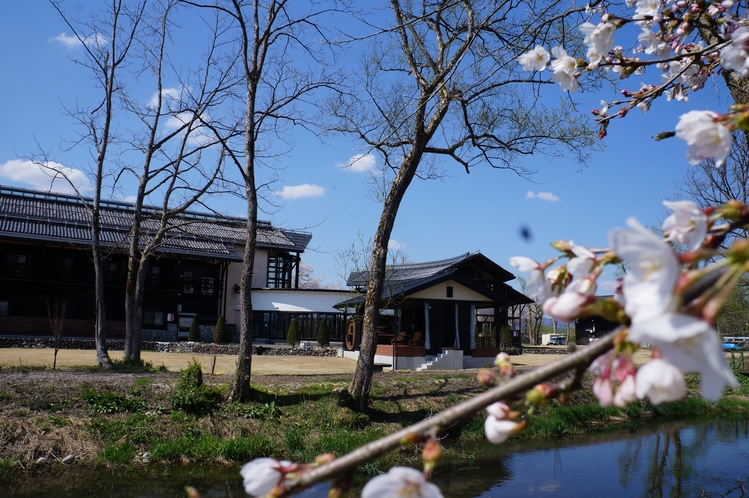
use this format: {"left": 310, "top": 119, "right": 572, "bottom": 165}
{"left": 0, "top": 301, "right": 8, "bottom": 316}
{"left": 5, "top": 253, "right": 27, "bottom": 277}
{"left": 183, "top": 271, "right": 194, "bottom": 293}
{"left": 267, "top": 254, "right": 293, "bottom": 288}
{"left": 201, "top": 277, "right": 214, "bottom": 295}
{"left": 143, "top": 310, "right": 166, "bottom": 327}
{"left": 446, "top": 286, "right": 453, "bottom": 298}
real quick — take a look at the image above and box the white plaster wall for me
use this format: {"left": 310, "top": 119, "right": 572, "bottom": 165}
{"left": 409, "top": 280, "right": 489, "bottom": 302}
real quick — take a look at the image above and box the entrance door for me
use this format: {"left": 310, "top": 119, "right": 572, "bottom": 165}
{"left": 442, "top": 303, "right": 456, "bottom": 348}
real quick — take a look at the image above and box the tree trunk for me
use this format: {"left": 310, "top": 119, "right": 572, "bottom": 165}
{"left": 91, "top": 226, "right": 111, "bottom": 368}
{"left": 123, "top": 256, "right": 143, "bottom": 362}
{"left": 348, "top": 153, "right": 422, "bottom": 411}
{"left": 230, "top": 185, "right": 258, "bottom": 402}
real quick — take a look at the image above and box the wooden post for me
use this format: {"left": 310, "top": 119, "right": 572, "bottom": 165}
{"left": 211, "top": 355, "right": 216, "bottom": 375}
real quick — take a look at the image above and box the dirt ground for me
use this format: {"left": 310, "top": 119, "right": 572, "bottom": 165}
{"left": 0, "top": 348, "right": 358, "bottom": 375}
{"left": 0, "top": 346, "right": 654, "bottom": 374}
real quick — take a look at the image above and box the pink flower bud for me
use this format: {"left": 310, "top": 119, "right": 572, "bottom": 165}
{"left": 593, "top": 377, "right": 614, "bottom": 407}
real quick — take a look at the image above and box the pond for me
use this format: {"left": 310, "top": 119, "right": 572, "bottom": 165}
{"left": 3, "top": 418, "right": 748, "bottom": 497}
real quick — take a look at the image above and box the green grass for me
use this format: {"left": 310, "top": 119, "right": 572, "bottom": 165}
{"left": 100, "top": 442, "right": 135, "bottom": 464}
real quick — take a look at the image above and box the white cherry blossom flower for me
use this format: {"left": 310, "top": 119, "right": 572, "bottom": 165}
{"left": 518, "top": 45, "right": 551, "bottom": 71}
{"left": 240, "top": 458, "right": 289, "bottom": 497}
{"left": 593, "top": 377, "right": 614, "bottom": 406}
{"left": 362, "top": 466, "right": 443, "bottom": 498}
{"left": 613, "top": 375, "right": 638, "bottom": 408}
{"left": 510, "top": 256, "right": 548, "bottom": 300}
{"left": 567, "top": 242, "right": 596, "bottom": 278}
{"left": 629, "top": 313, "right": 737, "bottom": 401}
{"left": 485, "top": 417, "right": 524, "bottom": 444}
{"left": 635, "top": 358, "right": 687, "bottom": 404}
{"left": 609, "top": 218, "right": 680, "bottom": 324}
{"left": 580, "top": 22, "right": 616, "bottom": 56}
{"left": 675, "top": 110, "right": 732, "bottom": 166}
{"left": 634, "top": 0, "right": 659, "bottom": 18}
{"left": 662, "top": 200, "right": 708, "bottom": 249}
{"left": 638, "top": 27, "right": 659, "bottom": 54}
{"left": 543, "top": 280, "right": 595, "bottom": 322}
{"left": 721, "top": 26, "right": 749, "bottom": 77}
{"left": 486, "top": 401, "right": 513, "bottom": 420}
{"left": 550, "top": 46, "right": 577, "bottom": 74}
{"left": 551, "top": 68, "right": 579, "bottom": 92}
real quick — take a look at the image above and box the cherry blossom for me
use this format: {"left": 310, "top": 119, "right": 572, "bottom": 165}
{"left": 629, "top": 313, "right": 737, "bottom": 401}
{"left": 661, "top": 200, "right": 708, "bottom": 249}
{"left": 720, "top": 26, "right": 749, "bottom": 77}
{"left": 484, "top": 416, "right": 525, "bottom": 444}
{"left": 550, "top": 46, "right": 579, "bottom": 92}
{"left": 608, "top": 218, "right": 679, "bottom": 324}
{"left": 634, "top": 0, "right": 660, "bottom": 18}
{"left": 613, "top": 375, "right": 638, "bottom": 408}
{"left": 593, "top": 377, "right": 615, "bottom": 406}
{"left": 361, "top": 467, "right": 443, "bottom": 498}
{"left": 635, "top": 358, "right": 687, "bottom": 405}
{"left": 240, "top": 458, "right": 289, "bottom": 497}
{"left": 509, "top": 256, "right": 548, "bottom": 300}
{"left": 674, "top": 110, "right": 732, "bottom": 167}
{"left": 567, "top": 242, "right": 597, "bottom": 278}
{"left": 580, "top": 22, "right": 615, "bottom": 58}
{"left": 518, "top": 45, "right": 550, "bottom": 72}
{"left": 543, "top": 284, "right": 594, "bottom": 322}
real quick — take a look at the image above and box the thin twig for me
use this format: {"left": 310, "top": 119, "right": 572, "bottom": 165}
{"left": 289, "top": 329, "right": 619, "bottom": 493}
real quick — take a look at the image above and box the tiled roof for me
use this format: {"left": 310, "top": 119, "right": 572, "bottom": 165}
{"left": 0, "top": 186, "right": 311, "bottom": 260}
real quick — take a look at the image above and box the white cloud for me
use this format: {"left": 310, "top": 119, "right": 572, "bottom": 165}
{"left": 0, "top": 159, "right": 92, "bottom": 194}
{"left": 52, "top": 32, "right": 108, "bottom": 49}
{"left": 388, "top": 239, "right": 405, "bottom": 250}
{"left": 52, "top": 32, "right": 82, "bottom": 48}
{"left": 148, "top": 87, "right": 183, "bottom": 109}
{"left": 163, "top": 111, "right": 213, "bottom": 146}
{"left": 338, "top": 153, "right": 376, "bottom": 173}
{"left": 526, "top": 191, "right": 559, "bottom": 202}
{"left": 274, "top": 184, "right": 325, "bottom": 200}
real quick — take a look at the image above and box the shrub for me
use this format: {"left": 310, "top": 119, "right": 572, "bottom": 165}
{"left": 188, "top": 316, "right": 201, "bottom": 342}
{"left": 499, "top": 325, "right": 513, "bottom": 349}
{"left": 213, "top": 315, "right": 227, "bottom": 344}
{"left": 287, "top": 318, "right": 300, "bottom": 347}
{"left": 171, "top": 360, "right": 221, "bottom": 416}
{"left": 83, "top": 388, "right": 145, "bottom": 414}
{"left": 316, "top": 318, "right": 330, "bottom": 347}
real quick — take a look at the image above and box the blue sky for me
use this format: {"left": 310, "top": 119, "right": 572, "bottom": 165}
{"left": 0, "top": 1, "right": 730, "bottom": 290}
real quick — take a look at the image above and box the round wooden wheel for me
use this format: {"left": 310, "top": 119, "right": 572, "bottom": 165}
{"left": 345, "top": 322, "right": 356, "bottom": 351}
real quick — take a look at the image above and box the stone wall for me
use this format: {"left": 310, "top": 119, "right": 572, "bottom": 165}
{"left": 0, "top": 337, "right": 340, "bottom": 357}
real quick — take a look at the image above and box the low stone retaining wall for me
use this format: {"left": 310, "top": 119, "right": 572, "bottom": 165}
{"left": 0, "top": 337, "right": 340, "bottom": 357}
{"left": 522, "top": 346, "right": 572, "bottom": 355}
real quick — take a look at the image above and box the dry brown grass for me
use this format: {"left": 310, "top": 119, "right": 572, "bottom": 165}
{"left": 0, "top": 348, "right": 357, "bottom": 375}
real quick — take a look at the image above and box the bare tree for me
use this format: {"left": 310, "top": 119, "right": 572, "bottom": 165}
{"left": 47, "top": 0, "right": 148, "bottom": 368}
{"left": 183, "top": 0, "right": 342, "bottom": 401}
{"left": 329, "top": 0, "right": 598, "bottom": 411}
{"left": 120, "top": 1, "right": 235, "bottom": 362}
{"left": 46, "top": 298, "right": 67, "bottom": 370}
{"left": 517, "top": 276, "right": 543, "bottom": 345}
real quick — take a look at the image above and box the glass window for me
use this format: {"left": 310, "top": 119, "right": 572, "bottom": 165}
{"left": 267, "top": 254, "right": 293, "bottom": 288}
{"left": 201, "top": 277, "right": 214, "bottom": 295}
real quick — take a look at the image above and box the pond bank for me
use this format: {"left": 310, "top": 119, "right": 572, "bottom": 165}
{"left": 1, "top": 361, "right": 748, "bottom": 482}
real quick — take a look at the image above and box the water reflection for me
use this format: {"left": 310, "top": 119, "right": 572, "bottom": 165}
{"left": 2, "top": 419, "right": 748, "bottom": 497}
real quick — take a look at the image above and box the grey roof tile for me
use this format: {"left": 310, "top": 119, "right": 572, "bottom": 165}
{"left": 0, "top": 186, "right": 309, "bottom": 261}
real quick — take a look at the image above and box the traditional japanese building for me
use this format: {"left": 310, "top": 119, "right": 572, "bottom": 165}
{"left": 338, "top": 252, "right": 532, "bottom": 370}
{"left": 0, "top": 185, "right": 349, "bottom": 342}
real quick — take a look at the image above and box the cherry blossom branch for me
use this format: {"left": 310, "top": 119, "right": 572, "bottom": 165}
{"left": 285, "top": 330, "right": 619, "bottom": 494}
